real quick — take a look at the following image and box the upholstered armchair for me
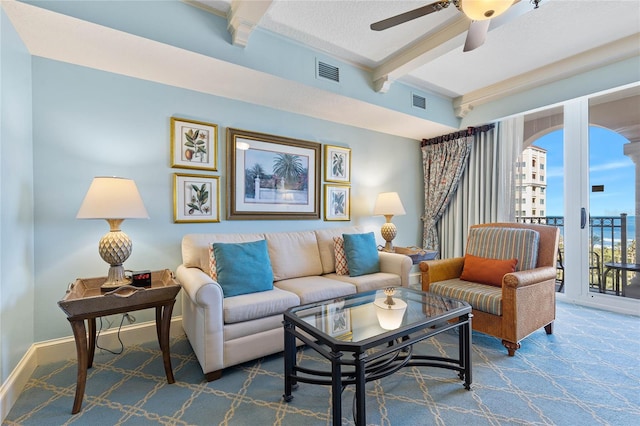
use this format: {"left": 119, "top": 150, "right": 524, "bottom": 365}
{"left": 420, "top": 222, "right": 559, "bottom": 356}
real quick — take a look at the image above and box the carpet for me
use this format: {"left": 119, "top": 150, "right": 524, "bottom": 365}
{"left": 3, "top": 301, "right": 639, "bottom": 425}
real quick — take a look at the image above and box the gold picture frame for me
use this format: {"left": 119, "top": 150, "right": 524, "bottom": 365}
{"left": 324, "top": 145, "right": 351, "bottom": 183}
{"left": 324, "top": 184, "right": 350, "bottom": 221}
{"left": 226, "top": 128, "right": 321, "bottom": 220}
{"left": 170, "top": 117, "right": 218, "bottom": 171}
{"left": 173, "top": 173, "right": 220, "bottom": 223}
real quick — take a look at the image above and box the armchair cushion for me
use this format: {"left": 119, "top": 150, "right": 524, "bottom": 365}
{"left": 466, "top": 227, "right": 540, "bottom": 271}
{"left": 460, "top": 254, "right": 518, "bottom": 287}
{"left": 430, "top": 279, "right": 503, "bottom": 316}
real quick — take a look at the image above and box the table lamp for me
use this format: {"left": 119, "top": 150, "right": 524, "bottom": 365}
{"left": 373, "top": 192, "right": 406, "bottom": 252}
{"left": 76, "top": 177, "right": 149, "bottom": 290}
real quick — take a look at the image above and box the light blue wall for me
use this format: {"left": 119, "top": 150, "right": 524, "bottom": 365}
{"left": 31, "top": 58, "right": 424, "bottom": 341}
{"left": 24, "top": 0, "right": 459, "bottom": 129}
{"left": 0, "top": 8, "right": 34, "bottom": 383}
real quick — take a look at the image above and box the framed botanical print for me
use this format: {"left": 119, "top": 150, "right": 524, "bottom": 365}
{"left": 324, "top": 184, "right": 350, "bottom": 221}
{"left": 171, "top": 117, "right": 218, "bottom": 171}
{"left": 324, "top": 145, "right": 351, "bottom": 183}
{"left": 173, "top": 173, "right": 220, "bottom": 223}
{"left": 226, "top": 128, "right": 321, "bottom": 220}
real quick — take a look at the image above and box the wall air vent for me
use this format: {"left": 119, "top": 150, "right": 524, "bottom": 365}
{"left": 412, "top": 93, "right": 427, "bottom": 110}
{"left": 317, "top": 60, "right": 340, "bottom": 83}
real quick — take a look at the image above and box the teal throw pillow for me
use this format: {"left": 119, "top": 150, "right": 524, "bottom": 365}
{"left": 213, "top": 240, "right": 273, "bottom": 297}
{"left": 342, "top": 232, "right": 380, "bottom": 277}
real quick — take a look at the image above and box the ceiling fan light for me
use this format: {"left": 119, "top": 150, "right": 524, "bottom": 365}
{"left": 461, "top": 0, "right": 513, "bottom": 21}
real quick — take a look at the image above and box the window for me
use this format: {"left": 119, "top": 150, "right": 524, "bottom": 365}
{"left": 532, "top": 187, "right": 537, "bottom": 193}
{"left": 540, "top": 187, "right": 545, "bottom": 193}
{"left": 540, "top": 210, "right": 545, "bottom": 216}
{"left": 532, "top": 209, "right": 537, "bottom": 215}
{"left": 540, "top": 199, "right": 545, "bottom": 205}
{"left": 532, "top": 173, "right": 537, "bottom": 179}
{"left": 521, "top": 198, "right": 526, "bottom": 204}
{"left": 541, "top": 175, "right": 545, "bottom": 182}
{"left": 540, "top": 164, "right": 545, "bottom": 170}
{"left": 532, "top": 197, "right": 537, "bottom": 204}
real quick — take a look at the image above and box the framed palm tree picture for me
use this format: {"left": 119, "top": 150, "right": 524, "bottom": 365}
{"left": 324, "top": 184, "right": 350, "bottom": 221}
{"left": 226, "top": 128, "right": 321, "bottom": 220}
{"left": 324, "top": 145, "right": 351, "bottom": 183}
{"left": 173, "top": 173, "right": 220, "bottom": 223}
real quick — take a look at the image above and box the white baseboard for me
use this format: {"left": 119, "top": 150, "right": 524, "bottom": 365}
{"left": 0, "top": 317, "right": 184, "bottom": 422}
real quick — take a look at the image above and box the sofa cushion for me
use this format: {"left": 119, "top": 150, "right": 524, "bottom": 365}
{"left": 274, "top": 276, "right": 356, "bottom": 305}
{"left": 466, "top": 227, "right": 539, "bottom": 272}
{"left": 223, "top": 287, "right": 300, "bottom": 324}
{"left": 213, "top": 240, "right": 274, "bottom": 297}
{"left": 325, "top": 272, "right": 400, "bottom": 293}
{"left": 343, "top": 232, "right": 380, "bottom": 277}
{"left": 430, "top": 278, "right": 503, "bottom": 316}
{"left": 460, "top": 254, "right": 518, "bottom": 287}
{"left": 315, "top": 226, "right": 364, "bottom": 274}
{"left": 266, "top": 231, "right": 323, "bottom": 281}
{"left": 333, "top": 237, "right": 349, "bottom": 275}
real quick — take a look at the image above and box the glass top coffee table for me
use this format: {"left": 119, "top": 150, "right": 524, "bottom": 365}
{"left": 282, "top": 287, "right": 472, "bottom": 426}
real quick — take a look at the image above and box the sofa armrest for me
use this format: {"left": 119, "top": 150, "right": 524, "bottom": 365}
{"left": 176, "top": 264, "right": 224, "bottom": 308}
{"left": 378, "top": 251, "right": 413, "bottom": 287}
{"left": 419, "top": 257, "right": 465, "bottom": 290}
{"left": 503, "top": 266, "right": 557, "bottom": 289}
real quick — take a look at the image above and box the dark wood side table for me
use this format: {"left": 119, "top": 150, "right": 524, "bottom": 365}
{"left": 58, "top": 269, "right": 180, "bottom": 414}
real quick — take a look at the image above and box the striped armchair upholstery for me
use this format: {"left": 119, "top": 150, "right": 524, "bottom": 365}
{"left": 420, "top": 222, "right": 559, "bottom": 356}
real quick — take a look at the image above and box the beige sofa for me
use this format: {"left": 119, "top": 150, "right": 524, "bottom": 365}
{"left": 176, "top": 226, "right": 412, "bottom": 381}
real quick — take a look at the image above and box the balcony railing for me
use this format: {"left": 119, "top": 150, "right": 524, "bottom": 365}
{"left": 517, "top": 214, "right": 637, "bottom": 297}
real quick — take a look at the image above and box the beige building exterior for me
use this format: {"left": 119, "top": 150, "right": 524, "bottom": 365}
{"left": 516, "top": 146, "right": 547, "bottom": 218}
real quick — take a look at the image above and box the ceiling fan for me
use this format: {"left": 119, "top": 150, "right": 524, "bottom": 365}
{"left": 370, "top": 0, "right": 542, "bottom": 52}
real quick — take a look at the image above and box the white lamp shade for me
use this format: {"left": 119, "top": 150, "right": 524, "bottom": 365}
{"left": 76, "top": 177, "right": 149, "bottom": 219}
{"left": 373, "top": 192, "right": 406, "bottom": 216}
{"left": 461, "top": 0, "right": 513, "bottom": 21}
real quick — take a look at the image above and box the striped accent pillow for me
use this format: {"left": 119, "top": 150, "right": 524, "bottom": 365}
{"left": 466, "top": 227, "right": 539, "bottom": 272}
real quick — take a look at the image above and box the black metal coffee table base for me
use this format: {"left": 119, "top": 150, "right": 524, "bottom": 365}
{"left": 282, "top": 289, "right": 472, "bottom": 426}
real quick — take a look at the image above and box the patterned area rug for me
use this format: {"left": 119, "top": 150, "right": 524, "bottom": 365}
{"left": 4, "top": 301, "right": 639, "bottom": 425}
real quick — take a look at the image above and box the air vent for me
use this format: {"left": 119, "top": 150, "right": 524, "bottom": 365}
{"left": 412, "top": 93, "right": 427, "bottom": 110}
{"left": 317, "top": 60, "right": 340, "bottom": 83}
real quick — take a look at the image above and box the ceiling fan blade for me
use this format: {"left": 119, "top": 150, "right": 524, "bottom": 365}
{"left": 370, "top": 1, "right": 449, "bottom": 31}
{"left": 463, "top": 19, "right": 490, "bottom": 52}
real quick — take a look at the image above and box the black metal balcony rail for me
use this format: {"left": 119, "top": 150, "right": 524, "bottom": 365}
{"left": 516, "top": 214, "right": 635, "bottom": 296}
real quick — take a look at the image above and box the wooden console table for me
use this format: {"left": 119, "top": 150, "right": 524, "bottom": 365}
{"left": 58, "top": 269, "right": 180, "bottom": 414}
{"left": 602, "top": 262, "right": 640, "bottom": 296}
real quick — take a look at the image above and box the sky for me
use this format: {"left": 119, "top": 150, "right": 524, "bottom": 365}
{"left": 533, "top": 126, "right": 635, "bottom": 217}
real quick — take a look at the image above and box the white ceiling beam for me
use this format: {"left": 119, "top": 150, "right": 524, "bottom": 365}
{"left": 227, "top": 0, "right": 273, "bottom": 47}
{"left": 372, "top": 15, "right": 469, "bottom": 93}
{"left": 453, "top": 35, "right": 640, "bottom": 118}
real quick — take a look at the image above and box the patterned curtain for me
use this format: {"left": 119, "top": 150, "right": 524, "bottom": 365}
{"left": 438, "top": 125, "right": 498, "bottom": 258}
{"left": 421, "top": 124, "right": 494, "bottom": 255}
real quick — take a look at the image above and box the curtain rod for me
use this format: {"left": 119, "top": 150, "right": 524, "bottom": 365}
{"left": 421, "top": 124, "right": 495, "bottom": 147}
